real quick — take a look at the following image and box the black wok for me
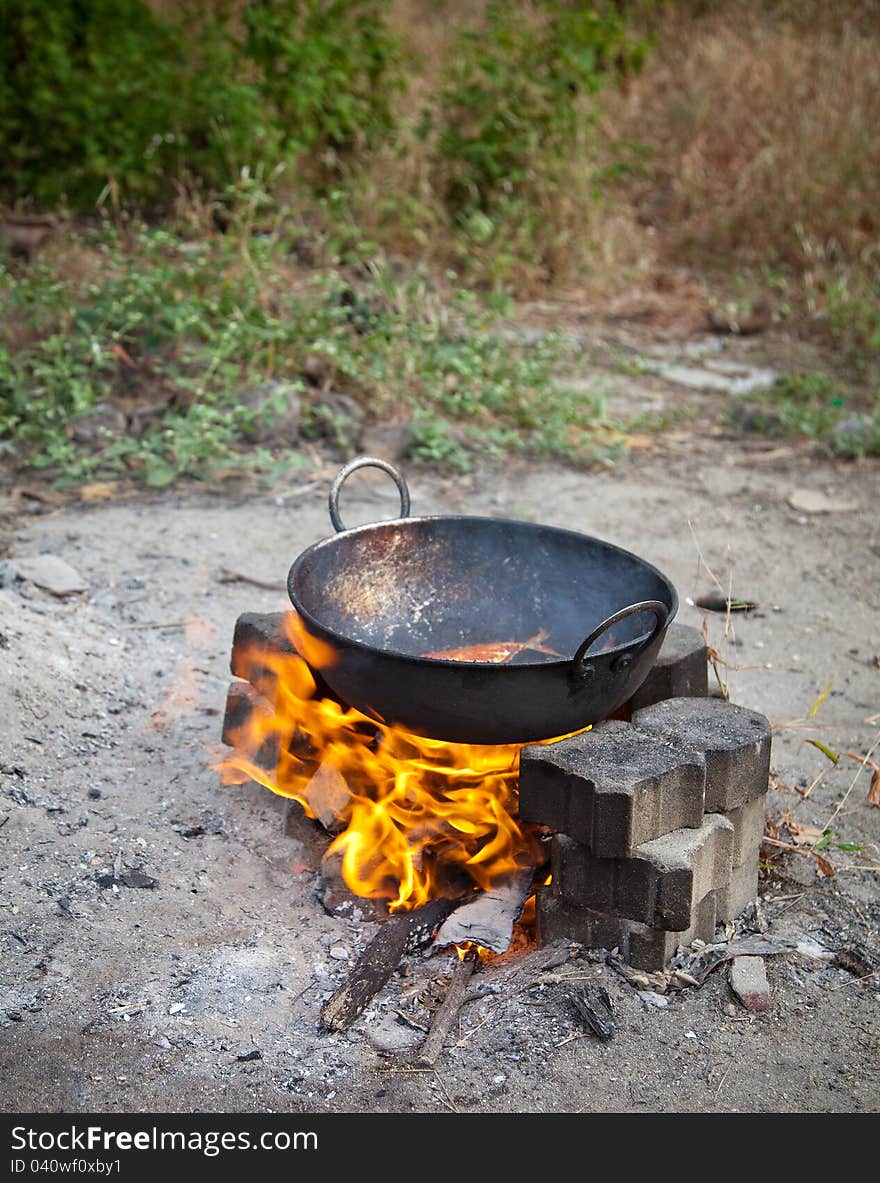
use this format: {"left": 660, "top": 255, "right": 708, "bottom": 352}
{"left": 287, "top": 457, "right": 678, "bottom": 744}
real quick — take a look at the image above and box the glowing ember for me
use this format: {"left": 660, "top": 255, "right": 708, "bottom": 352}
{"left": 423, "top": 628, "right": 561, "bottom": 664}
{"left": 218, "top": 613, "right": 551, "bottom": 912}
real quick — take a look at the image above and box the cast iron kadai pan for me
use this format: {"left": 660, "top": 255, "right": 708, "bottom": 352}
{"left": 286, "top": 456, "right": 678, "bottom": 744}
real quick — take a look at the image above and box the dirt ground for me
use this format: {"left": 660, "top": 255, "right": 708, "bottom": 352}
{"left": 1, "top": 336, "right": 878, "bottom": 1115}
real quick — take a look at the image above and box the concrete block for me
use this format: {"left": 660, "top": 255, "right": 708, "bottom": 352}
{"left": 551, "top": 813, "right": 733, "bottom": 931}
{"left": 633, "top": 697, "right": 771, "bottom": 811}
{"left": 519, "top": 721, "right": 706, "bottom": 858}
{"left": 722, "top": 793, "right": 767, "bottom": 868}
{"left": 536, "top": 887, "right": 717, "bottom": 972}
{"left": 729, "top": 955, "right": 771, "bottom": 1011}
{"left": 627, "top": 623, "right": 709, "bottom": 712}
{"left": 716, "top": 851, "right": 760, "bottom": 924}
{"left": 231, "top": 611, "right": 297, "bottom": 699}
{"left": 220, "top": 680, "right": 279, "bottom": 771}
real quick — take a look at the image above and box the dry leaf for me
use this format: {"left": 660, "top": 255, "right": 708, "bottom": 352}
{"left": 811, "top": 851, "right": 836, "bottom": 878}
{"left": 787, "top": 819, "right": 825, "bottom": 847}
{"left": 79, "top": 481, "right": 117, "bottom": 502}
{"left": 869, "top": 769, "right": 880, "bottom": 808}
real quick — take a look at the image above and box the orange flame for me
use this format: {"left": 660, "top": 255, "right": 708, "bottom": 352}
{"left": 218, "top": 613, "right": 554, "bottom": 912}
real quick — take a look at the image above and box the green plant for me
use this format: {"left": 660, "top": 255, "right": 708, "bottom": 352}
{"left": 0, "top": 225, "right": 628, "bottom": 487}
{"left": 426, "top": 1, "right": 646, "bottom": 221}
{"left": 826, "top": 273, "right": 880, "bottom": 372}
{"left": 726, "top": 368, "right": 880, "bottom": 457}
{"left": 0, "top": 0, "right": 274, "bottom": 211}
{"left": 243, "top": 0, "right": 403, "bottom": 165}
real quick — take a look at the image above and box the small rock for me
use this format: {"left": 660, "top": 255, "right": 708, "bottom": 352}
{"left": 168, "top": 1003, "right": 185, "bottom": 1015}
{"left": 237, "top": 381, "right": 301, "bottom": 444}
{"left": 359, "top": 421, "right": 416, "bottom": 463}
{"left": 68, "top": 403, "right": 127, "bottom": 445}
{"left": 638, "top": 990, "right": 668, "bottom": 1008}
{"left": 87, "top": 788, "right": 102, "bottom": 800}
{"left": 787, "top": 489, "right": 858, "bottom": 515}
{"left": 329, "top": 945, "right": 349, "bottom": 961}
{"left": 235, "top": 1049, "right": 263, "bottom": 1063}
{"left": 364, "top": 1013, "right": 423, "bottom": 1055}
{"left": 12, "top": 555, "right": 89, "bottom": 597}
{"left": 729, "top": 955, "right": 771, "bottom": 1011}
{"left": 155, "top": 1035, "right": 172, "bottom": 1050}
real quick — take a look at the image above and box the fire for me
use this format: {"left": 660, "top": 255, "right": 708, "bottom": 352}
{"left": 219, "top": 613, "right": 547, "bottom": 912}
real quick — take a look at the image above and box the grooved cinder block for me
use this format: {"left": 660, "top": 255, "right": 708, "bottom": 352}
{"left": 722, "top": 793, "right": 767, "bottom": 868}
{"left": 633, "top": 697, "right": 771, "bottom": 812}
{"left": 519, "top": 722, "right": 706, "bottom": 858}
{"left": 552, "top": 814, "right": 733, "bottom": 931}
{"left": 716, "top": 852, "right": 760, "bottom": 924}
{"left": 627, "top": 623, "right": 709, "bottom": 712}
{"left": 536, "top": 888, "right": 717, "bottom": 972}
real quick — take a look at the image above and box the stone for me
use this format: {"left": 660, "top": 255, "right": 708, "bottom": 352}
{"left": 716, "top": 852, "right": 760, "bottom": 924}
{"left": 729, "top": 955, "right": 771, "bottom": 1011}
{"left": 722, "top": 793, "right": 766, "bottom": 868}
{"left": 365, "top": 1012, "right": 424, "bottom": 1054}
{"left": 238, "top": 381, "right": 301, "bottom": 444}
{"left": 787, "top": 489, "right": 858, "bottom": 515}
{"left": 627, "top": 623, "right": 709, "bottom": 712}
{"left": 519, "top": 721, "right": 705, "bottom": 858}
{"left": 536, "top": 888, "right": 717, "bottom": 972}
{"left": 551, "top": 813, "right": 734, "bottom": 931}
{"left": 69, "top": 402, "right": 127, "bottom": 445}
{"left": 632, "top": 697, "right": 771, "bottom": 812}
{"left": 11, "top": 554, "right": 89, "bottom": 596}
{"left": 359, "top": 421, "right": 416, "bottom": 463}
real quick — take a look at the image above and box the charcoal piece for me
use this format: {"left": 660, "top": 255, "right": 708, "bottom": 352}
{"left": 568, "top": 984, "right": 616, "bottom": 1041}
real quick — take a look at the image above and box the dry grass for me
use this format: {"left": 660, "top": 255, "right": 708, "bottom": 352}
{"left": 605, "top": 2, "right": 880, "bottom": 275}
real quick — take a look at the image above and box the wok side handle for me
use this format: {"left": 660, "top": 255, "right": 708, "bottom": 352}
{"left": 572, "top": 600, "right": 668, "bottom": 681}
{"left": 328, "top": 455, "right": 412, "bottom": 533}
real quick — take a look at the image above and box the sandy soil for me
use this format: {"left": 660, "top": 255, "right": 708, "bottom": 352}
{"left": 1, "top": 379, "right": 878, "bottom": 1114}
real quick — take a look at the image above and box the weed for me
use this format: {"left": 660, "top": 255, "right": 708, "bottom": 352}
{"left": 0, "top": 224, "right": 625, "bottom": 486}
{"left": 726, "top": 369, "right": 880, "bottom": 457}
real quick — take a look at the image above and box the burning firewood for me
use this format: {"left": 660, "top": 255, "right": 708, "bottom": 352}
{"left": 432, "top": 867, "right": 536, "bottom": 955}
{"left": 319, "top": 897, "right": 458, "bottom": 1033}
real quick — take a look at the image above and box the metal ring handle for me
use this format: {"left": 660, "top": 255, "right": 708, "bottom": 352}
{"left": 572, "top": 600, "right": 668, "bottom": 680}
{"left": 328, "top": 455, "right": 412, "bottom": 533}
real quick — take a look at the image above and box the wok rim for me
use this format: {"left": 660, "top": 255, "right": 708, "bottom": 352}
{"left": 287, "top": 514, "right": 679, "bottom": 671}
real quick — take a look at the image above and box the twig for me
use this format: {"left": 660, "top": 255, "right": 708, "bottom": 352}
{"left": 416, "top": 950, "right": 478, "bottom": 1067}
{"left": 823, "top": 731, "right": 880, "bottom": 831}
{"left": 126, "top": 620, "right": 186, "bottom": 631}
{"left": 830, "top": 969, "right": 880, "bottom": 991}
{"left": 432, "top": 1070, "right": 459, "bottom": 1114}
{"left": 714, "top": 1062, "right": 733, "bottom": 1099}
{"left": 217, "top": 568, "right": 287, "bottom": 592}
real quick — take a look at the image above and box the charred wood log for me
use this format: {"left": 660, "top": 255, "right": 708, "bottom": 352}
{"left": 319, "top": 897, "right": 458, "bottom": 1033}
{"left": 416, "top": 949, "right": 479, "bottom": 1067}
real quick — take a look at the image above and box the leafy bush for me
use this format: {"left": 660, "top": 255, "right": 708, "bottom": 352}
{"left": 0, "top": 0, "right": 402, "bottom": 211}
{"left": 243, "top": 0, "right": 403, "bottom": 162}
{"left": 426, "top": 1, "right": 647, "bottom": 221}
